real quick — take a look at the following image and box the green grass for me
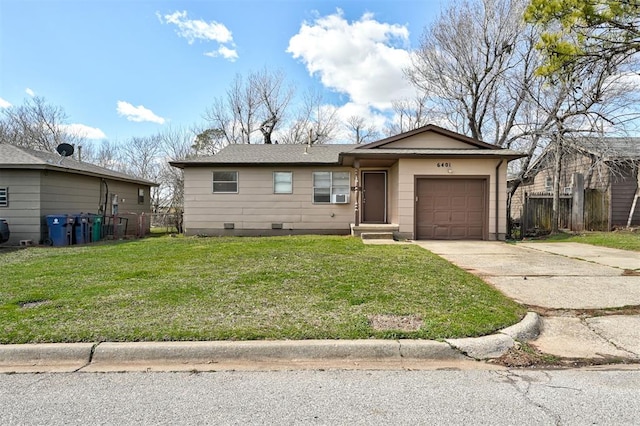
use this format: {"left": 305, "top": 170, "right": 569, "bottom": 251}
{"left": 536, "top": 231, "right": 640, "bottom": 252}
{"left": 0, "top": 236, "right": 525, "bottom": 344}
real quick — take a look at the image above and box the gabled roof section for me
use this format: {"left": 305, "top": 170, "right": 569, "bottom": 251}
{"left": 356, "top": 124, "right": 500, "bottom": 150}
{"left": 568, "top": 137, "right": 640, "bottom": 160}
{"left": 170, "top": 143, "right": 359, "bottom": 168}
{"left": 0, "top": 143, "right": 157, "bottom": 186}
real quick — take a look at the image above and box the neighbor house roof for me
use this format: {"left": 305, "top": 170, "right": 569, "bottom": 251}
{"left": 568, "top": 137, "right": 640, "bottom": 160}
{"left": 0, "top": 143, "right": 157, "bottom": 186}
{"left": 170, "top": 125, "right": 525, "bottom": 168}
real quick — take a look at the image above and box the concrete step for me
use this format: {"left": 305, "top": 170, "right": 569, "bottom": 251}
{"left": 361, "top": 232, "right": 394, "bottom": 240}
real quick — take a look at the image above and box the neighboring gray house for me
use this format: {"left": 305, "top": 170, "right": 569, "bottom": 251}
{"left": 171, "top": 125, "right": 524, "bottom": 240}
{"left": 0, "top": 143, "right": 156, "bottom": 245}
{"left": 510, "top": 137, "right": 640, "bottom": 230}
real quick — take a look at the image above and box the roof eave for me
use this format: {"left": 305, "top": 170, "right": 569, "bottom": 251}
{"left": 0, "top": 163, "right": 158, "bottom": 186}
{"left": 169, "top": 160, "right": 343, "bottom": 168}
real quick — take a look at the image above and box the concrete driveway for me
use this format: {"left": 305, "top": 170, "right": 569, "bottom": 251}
{"left": 414, "top": 241, "right": 640, "bottom": 359}
{"left": 414, "top": 241, "right": 640, "bottom": 309}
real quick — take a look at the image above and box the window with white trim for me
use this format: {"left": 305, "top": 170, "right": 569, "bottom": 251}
{"left": 0, "top": 187, "right": 7, "bottom": 207}
{"left": 213, "top": 171, "right": 238, "bottom": 193}
{"left": 273, "top": 172, "right": 293, "bottom": 194}
{"left": 312, "top": 172, "right": 350, "bottom": 204}
{"left": 544, "top": 177, "right": 553, "bottom": 192}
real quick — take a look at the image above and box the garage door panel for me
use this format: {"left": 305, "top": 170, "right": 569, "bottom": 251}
{"left": 451, "top": 197, "right": 466, "bottom": 208}
{"left": 433, "top": 211, "right": 450, "bottom": 222}
{"left": 434, "top": 227, "right": 450, "bottom": 238}
{"left": 467, "top": 211, "right": 483, "bottom": 222}
{"left": 450, "top": 211, "right": 467, "bottom": 223}
{"left": 416, "top": 178, "right": 486, "bottom": 240}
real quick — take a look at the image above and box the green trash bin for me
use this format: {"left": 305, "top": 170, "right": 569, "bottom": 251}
{"left": 91, "top": 215, "right": 103, "bottom": 242}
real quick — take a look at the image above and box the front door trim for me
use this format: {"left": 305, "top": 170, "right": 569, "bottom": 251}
{"left": 362, "top": 170, "right": 387, "bottom": 224}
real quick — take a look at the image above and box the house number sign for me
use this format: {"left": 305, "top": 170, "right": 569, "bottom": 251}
{"left": 436, "top": 162, "right": 452, "bottom": 168}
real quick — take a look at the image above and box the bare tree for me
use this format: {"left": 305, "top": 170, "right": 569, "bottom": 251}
{"left": 385, "top": 95, "right": 431, "bottom": 136}
{"left": 204, "top": 69, "right": 294, "bottom": 145}
{"left": 81, "top": 139, "right": 122, "bottom": 170}
{"left": 251, "top": 68, "right": 294, "bottom": 144}
{"left": 405, "top": 0, "right": 640, "bottom": 235}
{"left": 406, "top": 0, "right": 527, "bottom": 142}
{"left": 280, "top": 89, "right": 340, "bottom": 144}
{"left": 156, "top": 126, "right": 197, "bottom": 232}
{"left": 345, "top": 115, "right": 378, "bottom": 144}
{"left": 0, "top": 96, "right": 84, "bottom": 151}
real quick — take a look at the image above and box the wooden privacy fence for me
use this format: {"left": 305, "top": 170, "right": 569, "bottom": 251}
{"left": 521, "top": 189, "right": 608, "bottom": 235}
{"left": 583, "top": 189, "right": 609, "bottom": 231}
{"left": 522, "top": 193, "right": 572, "bottom": 232}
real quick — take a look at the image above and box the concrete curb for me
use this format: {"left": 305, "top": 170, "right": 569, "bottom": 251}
{"left": 0, "top": 343, "right": 94, "bottom": 367}
{"left": 0, "top": 313, "right": 540, "bottom": 371}
{"left": 446, "top": 312, "right": 541, "bottom": 360}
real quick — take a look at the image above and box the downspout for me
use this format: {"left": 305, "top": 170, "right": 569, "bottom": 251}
{"left": 495, "top": 159, "right": 504, "bottom": 241}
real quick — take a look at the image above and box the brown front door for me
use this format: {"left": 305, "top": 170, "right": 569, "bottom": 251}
{"left": 362, "top": 171, "right": 386, "bottom": 223}
{"left": 416, "top": 178, "right": 486, "bottom": 240}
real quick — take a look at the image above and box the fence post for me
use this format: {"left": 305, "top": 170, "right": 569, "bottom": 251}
{"left": 571, "top": 173, "right": 584, "bottom": 232}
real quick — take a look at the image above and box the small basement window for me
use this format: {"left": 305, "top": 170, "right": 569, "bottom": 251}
{"left": 312, "top": 172, "right": 350, "bottom": 204}
{"left": 273, "top": 171, "right": 293, "bottom": 194}
{"left": 213, "top": 171, "right": 238, "bottom": 193}
{"left": 0, "top": 187, "right": 7, "bottom": 207}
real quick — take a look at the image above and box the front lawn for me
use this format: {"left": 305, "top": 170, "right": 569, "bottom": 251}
{"left": 0, "top": 236, "right": 524, "bottom": 344}
{"left": 537, "top": 231, "right": 640, "bottom": 252}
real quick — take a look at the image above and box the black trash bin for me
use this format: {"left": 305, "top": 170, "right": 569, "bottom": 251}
{"left": 73, "top": 214, "right": 90, "bottom": 244}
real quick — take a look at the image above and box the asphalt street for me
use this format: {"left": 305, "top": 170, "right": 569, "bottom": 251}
{"left": 2, "top": 368, "right": 640, "bottom": 425}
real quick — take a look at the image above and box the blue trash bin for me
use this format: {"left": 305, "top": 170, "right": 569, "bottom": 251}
{"left": 46, "top": 215, "right": 74, "bottom": 246}
{"left": 73, "top": 213, "right": 90, "bottom": 244}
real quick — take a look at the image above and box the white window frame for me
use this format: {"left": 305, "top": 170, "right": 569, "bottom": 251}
{"left": 212, "top": 171, "right": 239, "bottom": 193}
{"left": 544, "top": 176, "right": 553, "bottom": 192}
{"left": 0, "top": 187, "right": 7, "bottom": 207}
{"left": 273, "top": 171, "right": 293, "bottom": 194}
{"left": 312, "top": 171, "right": 350, "bottom": 204}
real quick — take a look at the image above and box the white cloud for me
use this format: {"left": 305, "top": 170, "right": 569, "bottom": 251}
{"left": 287, "top": 10, "right": 416, "bottom": 111}
{"left": 158, "top": 10, "right": 233, "bottom": 43}
{"left": 116, "top": 101, "right": 165, "bottom": 124}
{"left": 158, "top": 10, "right": 237, "bottom": 62}
{"left": 0, "top": 97, "right": 11, "bottom": 108}
{"left": 60, "top": 123, "right": 107, "bottom": 140}
{"left": 25, "top": 88, "right": 35, "bottom": 97}
{"left": 204, "top": 45, "right": 238, "bottom": 62}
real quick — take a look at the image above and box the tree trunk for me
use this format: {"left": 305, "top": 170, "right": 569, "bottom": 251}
{"left": 551, "top": 133, "right": 563, "bottom": 234}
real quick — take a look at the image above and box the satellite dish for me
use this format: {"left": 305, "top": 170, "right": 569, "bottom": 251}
{"left": 56, "top": 143, "right": 74, "bottom": 157}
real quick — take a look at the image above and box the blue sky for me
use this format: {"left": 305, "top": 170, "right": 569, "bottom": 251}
{"left": 0, "top": 0, "right": 447, "bottom": 143}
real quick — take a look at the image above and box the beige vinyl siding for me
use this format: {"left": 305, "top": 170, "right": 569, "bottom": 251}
{"left": 40, "top": 170, "right": 102, "bottom": 215}
{"left": 0, "top": 169, "right": 42, "bottom": 244}
{"left": 104, "top": 180, "right": 153, "bottom": 235}
{"left": 397, "top": 158, "right": 507, "bottom": 240}
{"left": 387, "top": 162, "right": 399, "bottom": 225}
{"left": 381, "top": 133, "right": 474, "bottom": 149}
{"left": 183, "top": 167, "right": 354, "bottom": 235}
{"left": 39, "top": 172, "right": 153, "bottom": 239}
